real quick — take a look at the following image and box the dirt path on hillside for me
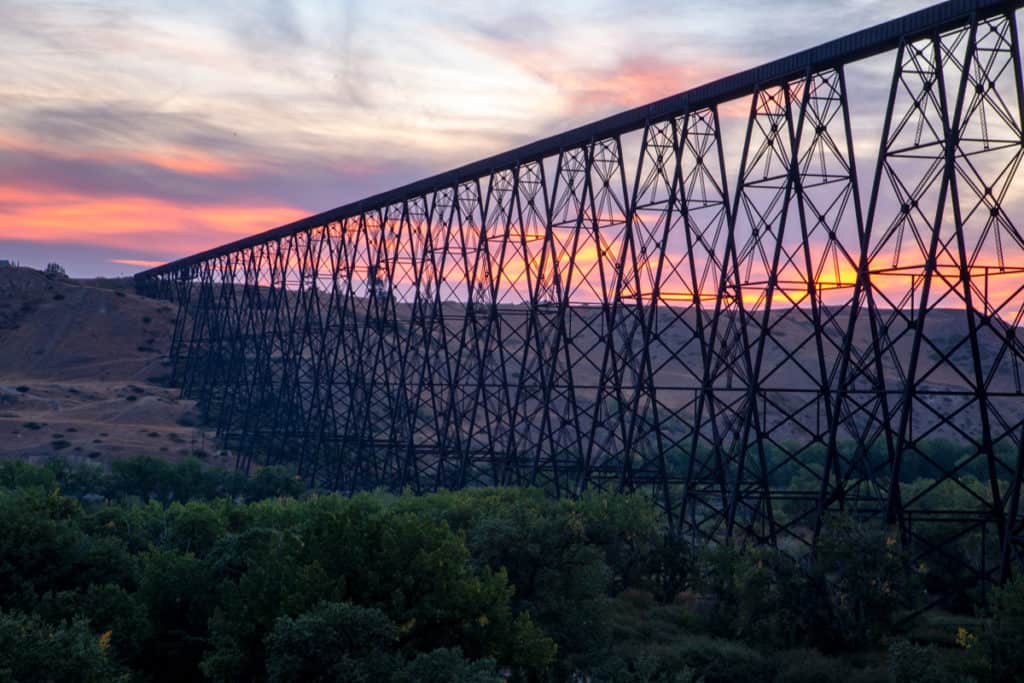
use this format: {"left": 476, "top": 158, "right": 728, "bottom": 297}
{"left": 0, "top": 267, "right": 231, "bottom": 468}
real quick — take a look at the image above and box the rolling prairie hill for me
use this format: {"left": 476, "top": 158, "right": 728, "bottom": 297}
{"left": 0, "top": 267, "right": 225, "bottom": 466}
{"left": 2, "top": 264, "right": 1019, "bottom": 469}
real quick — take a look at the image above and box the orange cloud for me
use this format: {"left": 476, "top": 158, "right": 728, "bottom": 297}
{"left": 110, "top": 258, "right": 167, "bottom": 267}
{"left": 0, "top": 185, "right": 306, "bottom": 256}
{"left": 139, "top": 149, "right": 237, "bottom": 176}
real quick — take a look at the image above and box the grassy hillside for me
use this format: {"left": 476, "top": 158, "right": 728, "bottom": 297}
{"left": 0, "top": 267, "right": 226, "bottom": 467}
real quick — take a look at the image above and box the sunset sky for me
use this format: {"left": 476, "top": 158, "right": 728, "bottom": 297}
{"left": 0, "top": 0, "right": 968, "bottom": 276}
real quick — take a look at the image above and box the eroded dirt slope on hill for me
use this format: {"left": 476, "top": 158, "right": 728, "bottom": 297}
{"left": 0, "top": 267, "right": 224, "bottom": 466}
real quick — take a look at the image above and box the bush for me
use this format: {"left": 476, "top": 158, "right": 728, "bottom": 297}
{"left": 399, "top": 647, "right": 500, "bottom": 683}
{"left": 888, "top": 639, "right": 972, "bottom": 683}
{"left": 672, "top": 634, "right": 771, "bottom": 682}
{"left": 814, "top": 515, "right": 914, "bottom": 650}
{"left": 44, "top": 262, "right": 68, "bottom": 279}
{"left": 695, "top": 543, "right": 819, "bottom": 650}
{"left": 587, "top": 629, "right": 769, "bottom": 682}
{"left": 970, "top": 575, "right": 1024, "bottom": 682}
{"left": 774, "top": 649, "right": 852, "bottom": 683}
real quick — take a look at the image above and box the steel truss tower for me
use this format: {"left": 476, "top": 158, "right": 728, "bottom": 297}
{"left": 138, "top": 0, "right": 1024, "bottom": 604}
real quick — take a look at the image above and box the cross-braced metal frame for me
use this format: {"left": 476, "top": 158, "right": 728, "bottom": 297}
{"left": 138, "top": 0, "right": 1024, "bottom": 602}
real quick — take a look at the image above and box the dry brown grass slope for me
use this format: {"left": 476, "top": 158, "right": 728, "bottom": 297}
{"left": 0, "top": 267, "right": 225, "bottom": 467}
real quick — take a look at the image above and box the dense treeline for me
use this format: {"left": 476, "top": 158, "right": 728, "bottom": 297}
{"left": 0, "top": 457, "right": 1021, "bottom": 682}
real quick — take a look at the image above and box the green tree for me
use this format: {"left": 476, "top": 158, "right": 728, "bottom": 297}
{"left": 111, "top": 456, "right": 178, "bottom": 502}
{"left": 300, "top": 495, "right": 556, "bottom": 672}
{"left": 203, "top": 526, "right": 337, "bottom": 681}
{"left": 168, "top": 499, "right": 230, "bottom": 556}
{"left": 36, "top": 583, "right": 149, "bottom": 668}
{"left": 398, "top": 647, "right": 500, "bottom": 683}
{"left": 265, "top": 601, "right": 401, "bottom": 682}
{"left": 0, "top": 488, "right": 85, "bottom": 611}
{"left": 137, "top": 549, "right": 217, "bottom": 682}
{"left": 246, "top": 466, "right": 304, "bottom": 501}
{"left": 696, "top": 543, "right": 819, "bottom": 650}
{"left": 407, "top": 490, "right": 607, "bottom": 661}
{"left": 0, "top": 459, "right": 57, "bottom": 489}
{"left": 574, "top": 490, "right": 664, "bottom": 594}
{"left": 0, "top": 610, "right": 128, "bottom": 682}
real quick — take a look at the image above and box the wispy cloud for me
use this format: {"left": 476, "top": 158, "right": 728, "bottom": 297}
{"left": 110, "top": 258, "right": 166, "bottom": 268}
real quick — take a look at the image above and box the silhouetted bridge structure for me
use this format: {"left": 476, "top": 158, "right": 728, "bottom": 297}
{"left": 138, "top": 0, "right": 1024, "bottom": 598}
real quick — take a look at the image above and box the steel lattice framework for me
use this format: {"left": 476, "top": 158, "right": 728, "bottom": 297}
{"left": 138, "top": 0, "right": 1024, "bottom": 596}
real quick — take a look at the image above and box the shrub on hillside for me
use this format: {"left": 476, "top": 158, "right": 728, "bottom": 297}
{"left": 888, "top": 640, "right": 973, "bottom": 683}
{"left": 969, "top": 575, "right": 1024, "bottom": 682}
{"left": 814, "top": 514, "right": 915, "bottom": 650}
{"left": 774, "top": 649, "right": 852, "bottom": 683}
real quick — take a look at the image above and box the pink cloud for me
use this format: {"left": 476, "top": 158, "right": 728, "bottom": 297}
{"left": 110, "top": 258, "right": 167, "bottom": 267}
{"left": 0, "top": 185, "right": 305, "bottom": 256}
{"left": 456, "top": 29, "right": 742, "bottom": 118}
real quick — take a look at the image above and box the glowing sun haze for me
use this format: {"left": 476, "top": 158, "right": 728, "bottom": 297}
{"left": 0, "top": 0, "right": 949, "bottom": 276}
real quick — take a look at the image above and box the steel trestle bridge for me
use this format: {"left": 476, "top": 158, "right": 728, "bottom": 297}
{"left": 138, "top": 0, "right": 1024, "bottom": 597}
